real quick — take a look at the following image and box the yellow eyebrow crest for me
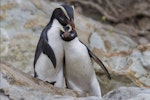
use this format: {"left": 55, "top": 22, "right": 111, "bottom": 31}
{"left": 58, "top": 6, "right": 70, "bottom": 20}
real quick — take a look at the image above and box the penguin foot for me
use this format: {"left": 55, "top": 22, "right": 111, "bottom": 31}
{"left": 46, "top": 81, "right": 56, "bottom": 85}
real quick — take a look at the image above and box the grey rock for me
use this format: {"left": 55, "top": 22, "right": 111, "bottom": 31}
{"left": 89, "top": 32, "right": 107, "bottom": 52}
{"left": 1, "top": 61, "right": 149, "bottom": 100}
{"left": 140, "top": 51, "right": 150, "bottom": 70}
{"left": 0, "top": 62, "right": 102, "bottom": 100}
{"left": 104, "top": 44, "right": 150, "bottom": 88}
{"left": 104, "top": 87, "right": 150, "bottom": 100}
{"left": 139, "top": 37, "right": 149, "bottom": 44}
{"left": 138, "top": 17, "right": 150, "bottom": 30}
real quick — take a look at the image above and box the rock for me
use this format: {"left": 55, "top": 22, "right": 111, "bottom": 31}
{"left": 139, "top": 37, "right": 149, "bottom": 45}
{"left": 0, "top": 62, "right": 101, "bottom": 100}
{"left": 1, "top": 61, "right": 149, "bottom": 100}
{"left": 140, "top": 51, "right": 150, "bottom": 70}
{"left": 1, "top": 86, "right": 101, "bottom": 100}
{"left": 92, "top": 44, "right": 150, "bottom": 95}
{"left": 0, "top": 34, "right": 38, "bottom": 75}
{"left": 104, "top": 44, "right": 150, "bottom": 88}
{"left": 104, "top": 87, "right": 150, "bottom": 100}
{"left": 138, "top": 17, "right": 150, "bottom": 30}
{"left": 115, "top": 24, "right": 137, "bottom": 37}
{"left": 0, "top": 0, "right": 59, "bottom": 38}
{"left": 89, "top": 26, "right": 137, "bottom": 53}
{"left": 89, "top": 32, "right": 107, "bottom": 53}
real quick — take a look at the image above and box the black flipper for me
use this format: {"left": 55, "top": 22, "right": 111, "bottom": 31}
{"left": 33, "top": 23, "right": 57, "bottom": 78}
{"left": 43, "top": 39, "right": 57, "bottom": 68}
{"left": 87, "top": 48, "right": 111, "bottom": 80}
{"left": 34, "top": 37, "right": 56, "bottom": 68}
{"left": 80, "top": 41, "right": 111, "bottom": 80}
{"left": 33, "top": 36, "right": 44, "bottom": 77}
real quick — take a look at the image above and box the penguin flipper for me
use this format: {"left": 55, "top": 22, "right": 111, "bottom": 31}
{"left": 43, "top": 39, "right": 57, "bottom": 68}
{"left": 34, "top": 37, "right": 44, "bottom": 77}
{"left": 79, "top": 41, "right": 111, "bottom": 80}
{"left": 87, "top": 48, "right": 111, "bottom": 80}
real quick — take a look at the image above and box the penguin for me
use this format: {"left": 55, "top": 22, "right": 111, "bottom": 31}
{"left": 60, "top": 27, "right": 111, "bottom": 97}
{"left": 33, "top": 4, "right": 75, "bottom": 88}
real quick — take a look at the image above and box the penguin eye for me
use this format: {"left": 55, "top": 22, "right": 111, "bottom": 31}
{"left": 59, "top": 16, "right": 65, "bottom": 21}
{"left": 66, "top": 26, "right": 70, "bottom": 30}
{"left": 59, "top": 12, "right": 68, "bottom": 26}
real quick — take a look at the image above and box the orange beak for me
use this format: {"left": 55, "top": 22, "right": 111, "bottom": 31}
{"left": 68, "top": 18, "right": 75, "bottom": 30}
{"left": 63, "top": 31, "right": 70, "bottom": 38}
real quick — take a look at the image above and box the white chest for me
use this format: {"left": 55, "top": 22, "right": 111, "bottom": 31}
{"left": 64, "top": 38, "right": 94, "bottom": 75}
{"left": 47, "top": 20, "right": 64, "bottom": 66}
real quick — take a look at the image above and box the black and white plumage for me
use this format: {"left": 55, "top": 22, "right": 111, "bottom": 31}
{"left": 33, "top": 4, "right": 75, "bottom": 88}
{"left": 60, "top": 28, "right": 111, "bottom": 97}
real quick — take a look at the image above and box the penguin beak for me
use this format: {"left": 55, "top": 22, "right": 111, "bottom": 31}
{"left": 63, "top": 31, "right": 70, "bottom": 38}
{"left": 68, "top": 18, "right": 75, "bottom": 30}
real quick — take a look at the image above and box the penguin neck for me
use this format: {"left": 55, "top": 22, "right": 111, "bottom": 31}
{"left": 64, "top": 37, "right": 79, "bottom": 46}
{"left": 51, "top": 19, "right": 62, "bottom": 29}
{"left": 47, "top": 19, "right": 63, "bottom": 42}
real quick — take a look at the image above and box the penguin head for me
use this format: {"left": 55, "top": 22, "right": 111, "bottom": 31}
{"left": 51, "top": 4, "right": 75, "bottom": 30}
{"left": 60, "top": 25, "right": 77, "bottom": 41}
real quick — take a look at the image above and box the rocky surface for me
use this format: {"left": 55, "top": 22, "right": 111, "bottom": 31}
{"left": 1, "top": 62, "right": 150, "bottom": 100}
{"left": 0, "top": 0, "right": 150, "bottom": 100}
{"left": 104, "top": 87, "right": 150, "bottom": 100}
{"left": 0, "top": 62, "right": 94, "bottom": 99}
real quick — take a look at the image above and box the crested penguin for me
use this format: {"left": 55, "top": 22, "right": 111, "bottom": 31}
{"left": 33, "top": 4, "right": 75, "bottom": 88}
{"left": 60, "top": 27, "right": 111, "bottom": 97}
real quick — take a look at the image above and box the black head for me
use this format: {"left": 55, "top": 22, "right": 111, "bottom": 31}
{"left": 60, "top": 26, "right": 77, "bottom": 41}
{"left": 51, "top": 4, "right": 75, "bottom": 30}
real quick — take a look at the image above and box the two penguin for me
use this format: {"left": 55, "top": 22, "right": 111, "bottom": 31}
{"left": 34, "top": 4, "right": 111, "bottom": 97}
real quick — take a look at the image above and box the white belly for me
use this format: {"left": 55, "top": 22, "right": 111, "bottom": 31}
{"left": 35, "top": 53, "right": 56, "bottom": 82}
{"left": 64, "top": 38, "right": 96, "bottom": 90}
{"left": 64, "top": 38, "right": 102, "bottom": 97}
